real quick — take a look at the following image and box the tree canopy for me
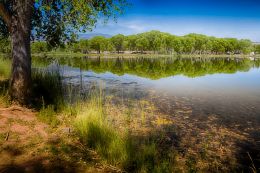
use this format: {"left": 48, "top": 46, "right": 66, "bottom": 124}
{"left": 0, "top": 0, "right": 128, "bottom": 104}
{"left": 0, "top": 0, "right": 128, "bottom": 47}
{"left": 64, "top": 31, "right": 254, "bottom": 55}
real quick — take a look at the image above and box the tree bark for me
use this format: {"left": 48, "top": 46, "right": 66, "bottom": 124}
{"left": 9, "top": 0, "right": 33, "bottom": 105}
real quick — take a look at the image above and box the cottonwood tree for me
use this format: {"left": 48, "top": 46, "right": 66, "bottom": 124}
{"left": 0, "top": 0, "right": 127, "bottom": 105}
{"left": 89, "top": 36, "right": 108, "bottom": 54}
{"left": 111, "top": 34, "right": 124, "bottom": 53}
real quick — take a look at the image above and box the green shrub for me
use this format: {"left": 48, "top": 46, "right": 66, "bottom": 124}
{"left": 0, "top": 38, "right": 11, "bottom": 54}
{"left": 31, "top": 41, "right": 48, "bottom": 53}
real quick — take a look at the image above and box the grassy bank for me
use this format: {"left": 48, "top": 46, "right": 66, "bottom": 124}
{"left": 73, "top": 92, "right": 179, "bottom": 172}
{"left": 0, "top": 58, "right": 178, "bottom": 172}
{"left": 0, "top": 57, "right": 259, "bottom": 173}
{"left": 0, "top": 63, "right": 202, "bottom": 172}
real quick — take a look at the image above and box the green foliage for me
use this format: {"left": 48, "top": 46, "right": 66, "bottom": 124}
{"left": 123, "top": 136, "right": 177, "bottom": 173}
{"left": 0, "top": 57, "right": 11, "bottom": 79}
{"left": 32, "top": 68, "right": 64, "bottom": 110}
{"left": 89, "top": 36, "right": 109, "bottom": 53}
{"left": 38, "top": 105, "right": 60, "bottom": 127}
{"left": 67, "top": 39, "right": 90, "bottom": 53}
{"left": 31, "top": 41, "right": 48, "bottom": 53}
{"left": 136, "top": 36, "right": 149, "bottom": 53}
{"left": 74, "top": 94, "right": 127, "bottom": 165}
{"left": 0, "top": 0, "right": 128, "bottom": 48}
{"left": 0, "top": 37, "right": 11, "bottom": 54}
{"left": 182, "top": 36, "right": 195, "bottom": 53}
{"left": 111, "top": 34, "right": 125, "bottom": 53}
{"left": 46, "top": 56, "right": 259, "bottom": 80}
{"left": 28, "top": 30, "right": 254, "bottom": 55}
{"left": 50, "top": 31, "right": 254, "bottom": 55}
{"left": 254, "top": 44, "right": 260, "bottom": 54}
{"left": 120, "top": 31, "right": 253, "bottom": 55}
{"left": 238, "top": 39, "right": 253, "bottom": 54}
{"left": 74, "top": 92, "right": 177, "bottom": 172}
{"left": 0, "top": 79, "right": 10, "bottom": 107}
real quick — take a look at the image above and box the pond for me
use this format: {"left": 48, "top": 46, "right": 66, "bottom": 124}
{"left": 34, "top": 56, "right": 260, "bottom": 170}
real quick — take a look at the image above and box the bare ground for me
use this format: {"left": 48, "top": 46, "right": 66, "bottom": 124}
{"left": 0, "top": 105, "right": 121, "bottom": 173}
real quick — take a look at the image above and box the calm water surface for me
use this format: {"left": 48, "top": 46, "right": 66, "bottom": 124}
{"left": 33, "top": 56, "right": 260, "bottom": 169}
{"left": 36, "top": 56, "right": 260, "bottom": 134}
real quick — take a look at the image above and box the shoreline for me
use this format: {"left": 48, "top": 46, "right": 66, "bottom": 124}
{"left": 2, "top": 52, "right": 260, "bottom": 59}
{"left": 30, "top": 52, "right": 260, "bottom": 59}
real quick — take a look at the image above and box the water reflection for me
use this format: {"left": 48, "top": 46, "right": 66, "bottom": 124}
{"left": 33, "top": 56, "right": 260, "bottom": 170}
{"left": 33, "top": 56, "right": 260, "bottom": 79}
{"left": 33, "top": 56, "right": 260, "bottom": 128}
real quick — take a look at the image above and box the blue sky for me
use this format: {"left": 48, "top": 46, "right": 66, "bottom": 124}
{"left": 91, "top": 0, "right": 260, "bottom": 41}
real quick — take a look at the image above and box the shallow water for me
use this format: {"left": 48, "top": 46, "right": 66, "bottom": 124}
{"left": 37, "top": 57, "right": 260, "bottom": 125}
{"left": 34, "top": 56, "right": 260, "bottom": 165}
{"left": 35, "top": 57, "right": 260, "bottom": 121}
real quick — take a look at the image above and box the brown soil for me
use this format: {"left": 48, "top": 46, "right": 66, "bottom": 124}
{"left": 0, "top": 105, "right": 120, "bottom": 173}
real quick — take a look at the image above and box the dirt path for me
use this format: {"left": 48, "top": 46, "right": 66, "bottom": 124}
{"left": 0, "top": 105, "right": 117, "bottom": 173}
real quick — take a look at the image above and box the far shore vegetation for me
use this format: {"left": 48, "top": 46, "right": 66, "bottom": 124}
{"left": 1, "top": 31, "right": 260, "bottom": 57}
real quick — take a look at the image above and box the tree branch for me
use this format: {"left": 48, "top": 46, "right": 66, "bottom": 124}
{"left": 0, "top": 3, "right": 12, "bottom": 32}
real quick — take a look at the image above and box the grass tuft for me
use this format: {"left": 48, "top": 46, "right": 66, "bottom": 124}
{"left": 37, "top": 104, "right": 60, "bottom": 127}
{"left": 74, "top": 94, "right": 127, "bottom": 165}
{"left": 74, "top": 92, "right": 177, "bottom": 172}
{"left": 32, "top": 68, "right": 64, "bottom": 110}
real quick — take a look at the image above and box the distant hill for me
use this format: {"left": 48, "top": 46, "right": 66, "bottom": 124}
{"left": 78, "top": 33, "right": 112, "bottom": 40}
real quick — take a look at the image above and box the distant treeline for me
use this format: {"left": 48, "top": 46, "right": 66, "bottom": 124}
{"left": 1, "top": 31, "right": 260, "bottom": 55}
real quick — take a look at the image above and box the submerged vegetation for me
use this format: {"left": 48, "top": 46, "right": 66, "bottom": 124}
{"left": 73, "top": 95, "right": 178, "bottom": 172}
{"left": 0, "top": 55, "right": 259, "bottom": 172}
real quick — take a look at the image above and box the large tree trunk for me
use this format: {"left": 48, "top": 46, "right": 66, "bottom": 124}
{"left": 9, "top": 0, "right": 33, "bottom": 105}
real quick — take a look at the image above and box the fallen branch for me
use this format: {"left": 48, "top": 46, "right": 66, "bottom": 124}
{"left": 5, "top": 131, "right": 9, "bottom": 141}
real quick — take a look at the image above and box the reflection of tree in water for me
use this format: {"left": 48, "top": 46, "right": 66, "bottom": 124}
{"left": 32, "top": 56, "right": 260, "bottom": 171}
{"left": 34, "top": 56, "right": 260, "bottom": 79}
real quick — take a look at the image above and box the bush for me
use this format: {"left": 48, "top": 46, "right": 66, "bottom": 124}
{"left": 0, "top": 38, "right": 11, "bottom": 54}
{"left": 31, "top": 41, "right": 48, "bottom": 53}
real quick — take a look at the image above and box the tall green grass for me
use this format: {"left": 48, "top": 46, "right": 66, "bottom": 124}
{"left": 74, "top": 91, "right": 128, "bottom": 165}
{"left": 0, "top": 57, "right": 11, "bottom": 106}
{"left": 0, "top": 80, "right": 10, "bottom": 107}
{"left": 1, "top": 57, "right": 178, "bottom": 172}
{"left": 0, "top": 57, "right": 11, "bottom": 79}
{"left": 73, "top": 91, "right": 177, "bottom": 173}
{"left": 32, "top": 68, "right": 64, "bottom": 110}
